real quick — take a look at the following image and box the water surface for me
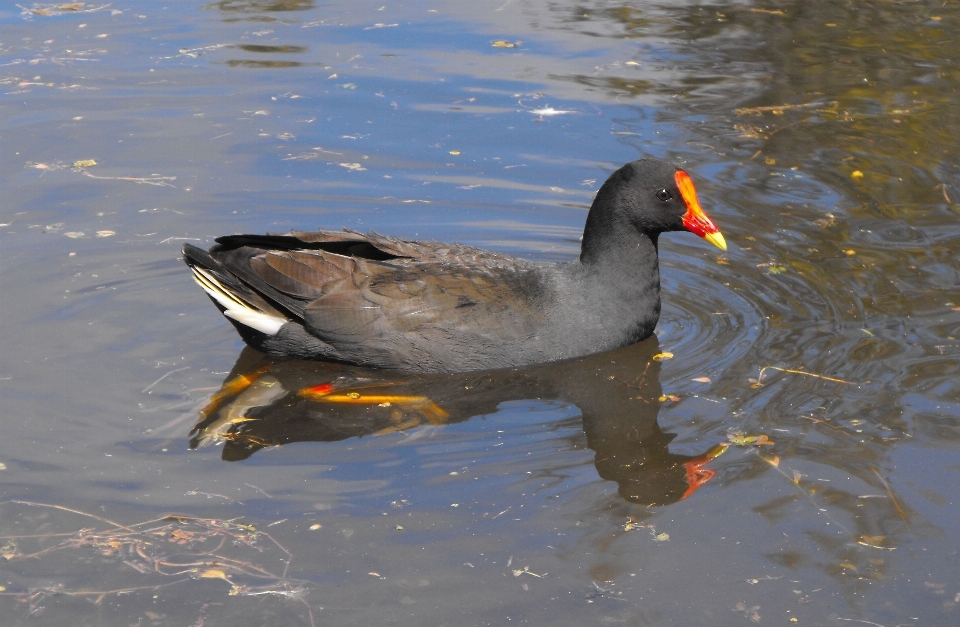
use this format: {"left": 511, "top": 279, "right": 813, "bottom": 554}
{"left": 2, "top": 1, "right": 959, "bottom": 626}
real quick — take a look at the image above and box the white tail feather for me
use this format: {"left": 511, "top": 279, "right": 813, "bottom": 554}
{"left": 191, "top": 267, "right": 286, "bottom": 336}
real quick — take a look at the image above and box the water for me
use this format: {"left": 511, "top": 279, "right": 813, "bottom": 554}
{"left": 2, "top": 1, "right": 959, "bottom": 625}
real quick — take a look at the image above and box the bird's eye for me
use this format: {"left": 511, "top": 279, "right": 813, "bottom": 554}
{"left": 655, "top": 189, "right": 673, "bottom": 202}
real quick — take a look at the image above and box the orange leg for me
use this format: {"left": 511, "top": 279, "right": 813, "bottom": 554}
{"left": 198, "top": 366, "right": 273, "bottom": 419}
{"left": 298, "top": 385, "right": 449, "bottom": 424}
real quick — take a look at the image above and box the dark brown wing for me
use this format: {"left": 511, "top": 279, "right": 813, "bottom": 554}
{"left": 209, "top": 230, "right": 551, "bottom": 370}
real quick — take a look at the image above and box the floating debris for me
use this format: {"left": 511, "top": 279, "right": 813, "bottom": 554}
{"left": 727, "top": 432, "right": 774, "bottom": 447}
{"left": 511, "top": 565, "right": 546, "bottom": 578}
{"left": 754, "top": 366, "right": 853, "bottom": 387}
{"left": 0, "top": 501, "right": 312, "bottom": 620}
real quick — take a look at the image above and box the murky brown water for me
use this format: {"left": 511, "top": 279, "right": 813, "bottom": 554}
{"left": 2, "top": 1, "right": 959, "bottom": 626}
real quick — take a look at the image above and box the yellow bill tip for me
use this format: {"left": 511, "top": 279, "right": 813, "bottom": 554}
{"left": 704, "top": 231, "right": 727, "bottom": 251}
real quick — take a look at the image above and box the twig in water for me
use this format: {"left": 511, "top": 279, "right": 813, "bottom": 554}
{"left": 757, "top": 453, "right": 850, "bottom": 534}
{"left": 9, "top": 500, "right": 137, "bottom": 533}
{"left": 836, "top": 618, "right": 910, "bottom": 627}
{"left": 755, "top": 366, "right": 853, "bottom": 387}
{"left": 736, "top": 100, "right": 838, "bottom": 115}
{"left": 79, "top": 170, "right": 177, "bottom": 188}
{"left": 870, "top": 467, "right": 908, "bottom": 522}
{"left": 142, "top": 366, "right": 190, "bottom": 394}
{"left": 799, "top": 415, "right": 855, "bottom": 436}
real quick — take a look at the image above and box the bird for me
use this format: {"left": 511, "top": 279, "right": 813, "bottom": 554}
{"left": 182, "top": 158, "right": 726, "bottom": 373}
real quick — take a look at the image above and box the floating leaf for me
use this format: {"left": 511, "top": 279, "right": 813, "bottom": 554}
{"left": 73, "top": 159, "right": 97, "bottom": 168}
{"left": 654, "top": 533, "right": 670, "bottom": 542}
{"left": 728, "top": 432, "right": 775, "bottom": 447}
{"left": 309, "top": 524, "right": 321, "bottom": 530}
{"left": 492, "top": 40, "right": 517, "bottom": 48}
{"left": 95, "top": 230, "right": 115, "bottom": 237}
{"left": 856, "top": 535, "right": 889, "bottom": 549}
{"left": 200, "top": 569, "right": 229, "bottom": 580}
{"left": 767, "top": 264, "right": 787, "bottom": 274}
{"left": 449, "top": 150, "right": 461, "bottom": 155}
{"left": 851, "top": 170, "right": 864, "bottom": 179}
{"left": 652, "top": 352, "right": 673, "bottom": 361}
{"left": 659, "top": 394, "right": 680, "bottom": 403}
{"left": 339, "top": 163, "right": 366, "bottom": 171}
{"left": 692, "top": 376, "right": 711, "bottom": 383}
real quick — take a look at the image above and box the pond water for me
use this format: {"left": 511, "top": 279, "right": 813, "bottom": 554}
{"left": 2, "top": 1, "right": 959, "bottom": 625}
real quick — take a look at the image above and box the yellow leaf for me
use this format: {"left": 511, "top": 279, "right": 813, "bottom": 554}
{"left": 851, "top": 170, "right": 864, "bottom": 179}
{"left": 728, "top": 432, "right": 775, "bottom": 447}
{"left": 200, "top": 569, "right": 229, "bottom": 580}
{"left": 492, "top": 40, "right": 517, "bottom": 48}
{"left": 73, "top": 159, "right": 97, "bottom": 168}
{"left": 449, "top": 150, "right": 460, "bottom": 155}
{"left": 652, "top": 352, "right": 673, "bottom": 361}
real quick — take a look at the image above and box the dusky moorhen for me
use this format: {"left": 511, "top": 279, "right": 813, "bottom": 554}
{"left": 183, "top": 158, "right": 726, "bottom": 372}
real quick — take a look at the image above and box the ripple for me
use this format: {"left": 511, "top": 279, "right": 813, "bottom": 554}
{"left": 656, "top": 254, "right": 768, "bottom": 385}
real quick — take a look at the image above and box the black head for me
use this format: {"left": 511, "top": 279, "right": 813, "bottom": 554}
{"left": 581, "top": 158, "right": 726, "bottom": 261}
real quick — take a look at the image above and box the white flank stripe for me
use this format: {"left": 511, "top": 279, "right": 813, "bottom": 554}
{"left": 191, "top": 267, "right": 286, "bottom": 335}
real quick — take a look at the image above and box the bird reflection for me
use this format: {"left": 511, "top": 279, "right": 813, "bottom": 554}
{"left": 190, "top": 337, "right": 726, "bottom": 506}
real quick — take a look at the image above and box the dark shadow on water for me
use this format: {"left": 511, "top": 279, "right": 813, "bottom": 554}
{"left": 190, "top": 337, "right": 725, "bottom": 507}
